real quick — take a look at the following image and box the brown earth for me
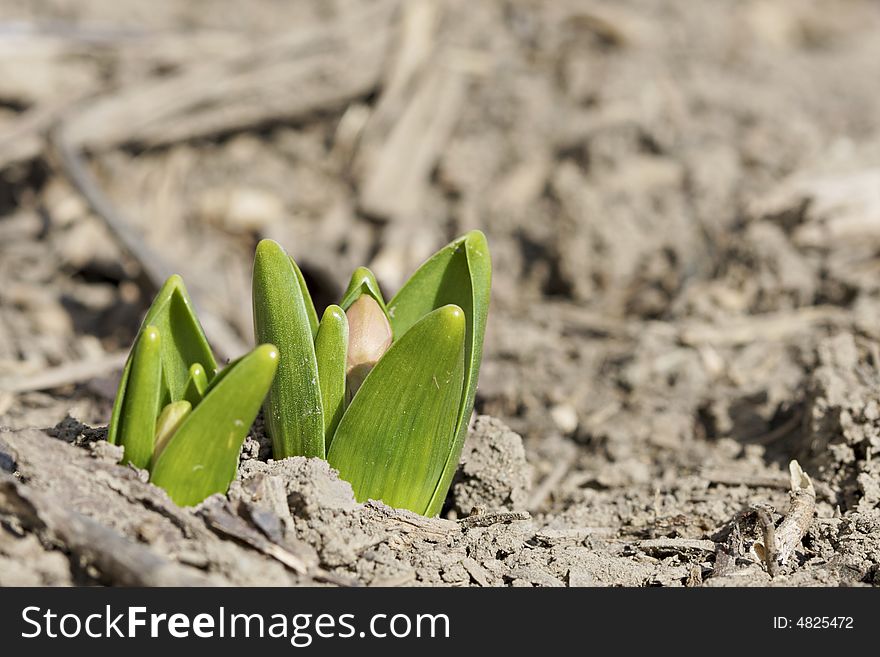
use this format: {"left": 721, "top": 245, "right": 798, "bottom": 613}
{"left": 1, "top": 0, "right": 880, "bottom": 586}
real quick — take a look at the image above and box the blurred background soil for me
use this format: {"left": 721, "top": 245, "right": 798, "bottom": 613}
{"left": 2, "top": 0, "right": 880, "bottom": 586}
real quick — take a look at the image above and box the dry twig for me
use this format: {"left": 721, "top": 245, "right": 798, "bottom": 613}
{"left": 753, "top": 460, "right": 816, "bottom": 577}
{"left": 0, "top": 351, "right": 127, "bottom": 393}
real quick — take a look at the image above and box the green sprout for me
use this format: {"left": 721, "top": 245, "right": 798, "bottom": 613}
{"left": 107, "top": 232, "right": 490, "bottom": 515}
{"left": 254, "top": 231, "right": 491, "bottom": 516}
{"left": 108, "top": 276, "right": 278, "bottom": 506}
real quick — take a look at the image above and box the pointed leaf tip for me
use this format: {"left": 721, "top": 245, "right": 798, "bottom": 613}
{"left": 254, "top": 239, "right": 319, "bottom": 337}
{"left": 162, "top": 273, "right": 185, "bottom": 293}
{"left": 252, "top": 343, "right": 279, "bottom": 365}
{"left": 324, "top": 305, "right": 346, "bottom": 323}
{"left": 136, "top": 274, "right": 217, "bottom": 399}
{"left": 437, "top": 303, "right": 465, "bottom": 326}
{"left": 255, "top": 238, "right": 283, "bottom": 260}
{"left": 340, "top": 266, "right": 388, "bottom": 315}
{"left": 183, "top": 362, "right": 208, "bottom": 406}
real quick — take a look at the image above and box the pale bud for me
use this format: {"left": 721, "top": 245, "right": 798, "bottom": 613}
{"left": 345, "top": 295, "right": 392, "bottom": 396}
{"left": 153, "top": 400, "right": 192, "bottom": 461}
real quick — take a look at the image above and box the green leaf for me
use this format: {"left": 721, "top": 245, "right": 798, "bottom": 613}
{"left": 116, "top": 325, "right": 163, "bottom": 469}
{"left": 108, "top": 275, "right": 217, "bottom": 445}
{"left": 386, "top": 231, "right": 491, "bottom": 516}
{"left": 183, "top": 363, "right": 208, "bottom": 406}
{"left": 327, "top": 305, "right": 465, "bottom": 514}
{"left": 340, "top": 266, "right": 389, "bottom": 317}
{"left": 291, "top": 256, "right": 319, "bottom": 339}
{"left": 150, "top": 344, "right": 279, "bottom": 506}
{"left": 253, "top": 239, "right": 325, "bottom": 458}
{"left": 314, "top": 305, "right": 348, "bottom": 448}
{"left": 140, "top": 275, "right": 217, "bottom": 399}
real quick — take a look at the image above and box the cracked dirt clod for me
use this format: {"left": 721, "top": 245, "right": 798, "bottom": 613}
{"left": 803, "top": 333, "right": 880, "bottom": 512}
{"left": 0, "top": 427, "right": 316, "bottom": 586}
{"left": 0, "top": 416, "right": 722, "bottom": 587}
{"left": 450, "top": 415, "right": 532, "bottom": 514}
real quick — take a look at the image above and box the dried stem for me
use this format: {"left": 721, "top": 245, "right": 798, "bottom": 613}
{"left": 754, "top": 460, "right": 816, "bottom": 577}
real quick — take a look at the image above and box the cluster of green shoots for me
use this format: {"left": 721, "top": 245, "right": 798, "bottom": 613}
{"left": 108, "top": 231, "right": 490, "bottom": 515}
